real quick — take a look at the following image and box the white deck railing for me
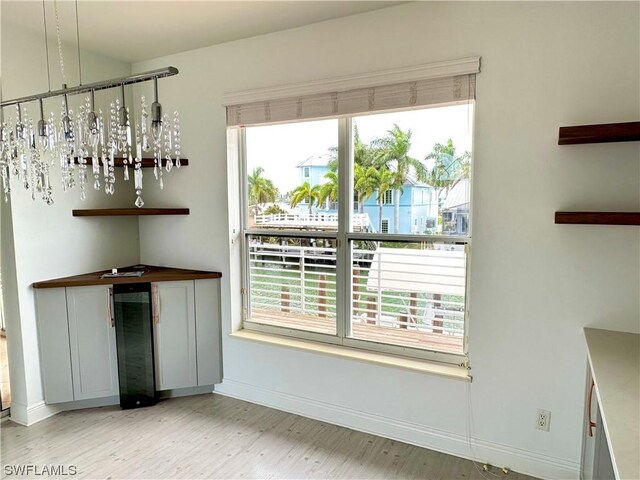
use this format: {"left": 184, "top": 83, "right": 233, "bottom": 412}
{"left": 248, "top": 242, "right": 465, "bottom": 337}
{"left": 254, "top": 212, "right": 370, "bottom": 228}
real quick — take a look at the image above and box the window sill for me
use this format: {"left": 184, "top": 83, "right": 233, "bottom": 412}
{"left": 230, "top": 329, "right": 471, "bottom": 382}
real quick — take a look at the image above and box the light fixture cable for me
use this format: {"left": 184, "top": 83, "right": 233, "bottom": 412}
{"left": 74, "top": 0, "right": 82, "bottom": 85}
{"left": 42, "top": 0, "right": 51, "bottom": 92}
{"left": 53, "top": 0, "right": 67, "bottom": 86}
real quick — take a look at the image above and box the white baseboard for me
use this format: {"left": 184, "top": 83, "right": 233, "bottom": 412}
{"left": 9, "top": 401, "right": 60, "bottom": 426}
{"left": 216, "top": 378, "right": 580, "bottom": 480}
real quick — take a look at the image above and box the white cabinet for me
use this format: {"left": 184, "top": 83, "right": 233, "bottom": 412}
{"left": 152, "top": 279, "right": 223, "bottom": 390}
{"left": 36, "top": 286, "right": 119, "bottom": 403}
{"left": 195, "top": 279, "right": 222, "bottom": 386}
{"left": 36, "top": 277, "right": 222, "bottom": 406}
{"left": 581, "top": 366, "right": 616, "bottom": 480}
{"left": 66, "top": 286, "right": 119, "bottom": 400}
{"left": 581, "top": 367, "right": 597, "bottom": 480}
{"left": 35, "top": 289, "right": 74, "bottom": 404}
{"left": 152, "top": 280, "right": 197, "bottom": 390}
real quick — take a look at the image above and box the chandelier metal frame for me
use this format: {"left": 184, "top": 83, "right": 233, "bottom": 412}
{"left": 0, "top": 67, "right": 178, "bottom": 109}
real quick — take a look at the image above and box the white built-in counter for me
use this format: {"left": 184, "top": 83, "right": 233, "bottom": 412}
{"left": 584, "top": 328, "right": 639, "bottom": 480}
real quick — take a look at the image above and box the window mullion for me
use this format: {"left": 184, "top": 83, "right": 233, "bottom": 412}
{"left": 336, "top": 117, "right": 352, "bottom": 340}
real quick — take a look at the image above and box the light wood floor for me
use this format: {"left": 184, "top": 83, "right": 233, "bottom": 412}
{"left": 1, "top": 394, "right": 538, "bottom": 480}
{"left": 0, "top": 334, "right": 10, "bottom": 411}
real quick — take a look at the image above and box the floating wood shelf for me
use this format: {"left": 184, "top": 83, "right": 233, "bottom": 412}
{"left": 73, "top": 157, "right": 188, "bottom": 168}
{"left": 555, "top": 212, "right": 640, "bottom": 226}
{"left": 73, "top": 208, "right": 190, "bottom": 217}
{"left": 558, "top": 121, "right": 640, "bottom": 145}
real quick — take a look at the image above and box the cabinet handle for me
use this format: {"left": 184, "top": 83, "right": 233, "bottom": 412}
{"left": 152, "top": 284, "right": 160, "bottom": 324}
{"left": 588, "top": 379, "right": 597, "bottom": 437}
{"left": 107, "top": 287, "right": 114, "bottom": 328}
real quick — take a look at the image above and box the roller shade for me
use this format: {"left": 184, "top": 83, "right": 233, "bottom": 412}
{"left": 223, "top": 58, "right": 480, "bottom": 126}
{"left": 226, "top": 73, "right": 475, "bottom": 126}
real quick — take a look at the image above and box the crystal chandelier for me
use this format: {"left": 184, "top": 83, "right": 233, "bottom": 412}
{"left": 0, "top": 0, "right": 182, "bottom": 208}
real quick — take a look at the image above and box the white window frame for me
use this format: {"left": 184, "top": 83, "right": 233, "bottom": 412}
{"left": 303, "top": 166, "right": 310, "bottom": 179}
{"left": 381, "top": 218, "right": 390, "bottom": 234}
{"left": 236, "top": 111, "right": 473, "bottom": 365}
{"left": 382, "top": 189, "right": 394, "bottom": 205}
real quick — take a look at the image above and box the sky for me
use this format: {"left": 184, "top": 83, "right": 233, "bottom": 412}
{"left": 245, "top": 103, "right": 474, "bottom": 193}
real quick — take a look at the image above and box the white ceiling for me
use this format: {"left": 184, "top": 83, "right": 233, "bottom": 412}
{"left": 3, "top": 1, "right": 403, "bottom": 63}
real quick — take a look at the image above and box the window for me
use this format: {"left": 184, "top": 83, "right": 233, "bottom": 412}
{"left": 244, "top": 119, "right": 338, "bottom": 335}
{"left": 226, "top": 60, "right": 477, "bottom": 363}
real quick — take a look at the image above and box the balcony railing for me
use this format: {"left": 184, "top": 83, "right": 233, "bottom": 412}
{"left": 254, "top": 212, "right": 370, "bottom": 230}
{"left": 248, "top": 240, "right": 466, "bottom": 354}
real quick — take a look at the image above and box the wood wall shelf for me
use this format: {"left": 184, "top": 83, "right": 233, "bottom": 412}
{"left": 73, "top": 157, "right": 188, "bottom": 168}
{"left": 73, "top": 208, "right": 190, "bottom": 217}
{"left": 558, "top": 121, "right": 640, "bottom": 145}
{"left": 555, "top": 212, "right": 640, "bottom": 226}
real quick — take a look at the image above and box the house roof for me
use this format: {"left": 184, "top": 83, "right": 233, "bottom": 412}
{"left": 403, "top": 172, "right": 429, "bottom": 187}
{"left": 443, "top": 179, "right": 470, "bottom": 210}
{"left": 386, "top": 164, "right": 430, "bottom": 187}
{"left": 296, "top": 153, "right": 333, "bottom": 168}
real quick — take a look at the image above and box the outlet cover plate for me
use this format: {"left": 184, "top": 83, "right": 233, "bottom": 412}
{"left": 536, "top": 409, "right": 551, "bottom": 431}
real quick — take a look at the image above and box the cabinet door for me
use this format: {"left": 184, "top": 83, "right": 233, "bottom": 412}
{"left": 581, "top": 366, "right": 597, "bottom": 480}
{"left": 195, "top": 279, "right": 222, "bottom": 386}
{"left": 66, "top": 286, "right": 119, "bottom": 400}
{"left": 35, "top": 288, "right": 74, "bottom": 404}
{"left": 594, "top": 407, "right": 616, "bottom": 480}
{"left": 153, "top": 281, "right": 197, "bottom": 390}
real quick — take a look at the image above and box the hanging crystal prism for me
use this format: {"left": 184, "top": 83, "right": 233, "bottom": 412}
{"left": 173, "top": 111, "right": 181, "bottom": 168}
{"left": 107, "top": 101, "right": 117, "bottom": 195}
{"left": 134, "top": 166, "right": 144, "bottom": 208}
{"left": 164, "top": 113, "right": 172, "bottom": 172}
{"left": 76, "top": 102, "right": 89, "bottom": 201}
{"left": 140, "top": 96, "right": 150, "bottom": 152}
{"left": 134, "top": 120, "right": 144, "bottom": 207}
{"left": 87, "top": 96, "right": 101, "bottom": 191}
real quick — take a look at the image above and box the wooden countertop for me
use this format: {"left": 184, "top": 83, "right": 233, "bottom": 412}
{"left": 584, "top": 328, "right": 640, "bottom": 480}
{"left": 32, "top": 264, "right": 222, "bottom": 289}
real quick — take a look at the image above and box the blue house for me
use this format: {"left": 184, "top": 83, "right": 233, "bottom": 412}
{"left": 296, "top": 154, "right": 333, "bottom": 188}
{"left": 293, "top": 156, "right": 438, "bottom": 234}
{"left": 359, "top": 175, "right": 438, "bottom": 235}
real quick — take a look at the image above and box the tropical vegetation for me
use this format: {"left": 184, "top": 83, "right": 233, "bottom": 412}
{"left": 248, "top": 167, "right": 279, "bottom": 206}
{"left": 285, "top": 125, "right": 471, "bottom": 232}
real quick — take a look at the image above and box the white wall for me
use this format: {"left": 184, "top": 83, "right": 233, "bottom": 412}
{"left": 133, "top": 3, "right": 639, "bottom": 478}
{"left": 1, "top": 20, "right": 140, "bottom": 424}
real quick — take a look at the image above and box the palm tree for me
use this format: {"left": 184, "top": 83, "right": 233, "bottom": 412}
{"left": 248, "top": 167, "right": 279, "bottom": 206}
{"left": 290, "top": 181, "right": 321, "bottom": 214}
{"left": 425, "top": 139, "right": 471, "bottom": 215}
{"left": 317, "top": 171, "right": 338, "bottom": 209}
{"left": 374, "top": 125, "right": 427, "bottom": 233}
{"left": 373, "top": 168, "right": 395, "bottom": 233}
{"left": 354, "top": 124, "right": 375, "bottom": 168}
{"left": 354, "top": 164, "right": 378, "bottom": 213}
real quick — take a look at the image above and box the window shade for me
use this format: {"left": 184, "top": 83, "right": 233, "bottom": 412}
{"left": 226, "top": 73, "right": 476, "bottom": 127}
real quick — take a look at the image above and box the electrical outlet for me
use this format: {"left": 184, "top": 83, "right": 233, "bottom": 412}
{"left": 536, "top": 409, "right": 551, "bottom": 431}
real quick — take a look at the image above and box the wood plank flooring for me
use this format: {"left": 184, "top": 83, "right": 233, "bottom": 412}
{"left": 1, "top": 394, "right": 539, "bottom": 480}
{"left": 0, "top": 334, "right": 10, "bottom": 411}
